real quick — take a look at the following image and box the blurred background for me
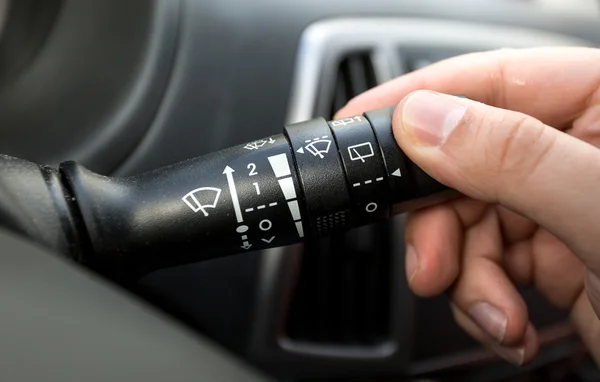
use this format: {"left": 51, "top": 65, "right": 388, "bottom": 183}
{"left": 0, "top": 0, "right": 599, "bottom": 380}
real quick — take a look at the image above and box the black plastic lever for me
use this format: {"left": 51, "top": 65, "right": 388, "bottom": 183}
{"left": 0, "top": 107, "right": 457, "bottom": 279}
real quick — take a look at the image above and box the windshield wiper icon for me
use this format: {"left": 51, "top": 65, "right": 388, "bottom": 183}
{"left": 304, "top": 138, "right": 332, "bottom": 159}
{"left": 182, "top": 187, "right": 222, "bottom": 216}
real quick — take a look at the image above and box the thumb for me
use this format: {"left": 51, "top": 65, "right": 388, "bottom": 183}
{"left": 393, "top": 90, "right": 600, "bottom": 312}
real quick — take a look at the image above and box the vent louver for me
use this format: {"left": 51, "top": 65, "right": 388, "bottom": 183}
{"left": 284, "top": 52, "right": 392, "bottom": 347}
{"left": 285, "top": 222, "right": 393, "bottom": 346}
{"left": 327, "top": 52, "right": 378, "bottom": 119}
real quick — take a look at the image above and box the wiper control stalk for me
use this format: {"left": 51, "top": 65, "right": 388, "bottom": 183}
{"left": 0, "top": 107, "right": 456, "bottom": 279}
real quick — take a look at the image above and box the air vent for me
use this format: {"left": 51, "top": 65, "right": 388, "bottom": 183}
{"left": 285, "top": 222, "right": 393, "bottom": 346}
{"left": 326, "top": 52, "right": 378, "bottom": 119}
{"left": 284, "top": 52, "right": 390, "bottom": 347}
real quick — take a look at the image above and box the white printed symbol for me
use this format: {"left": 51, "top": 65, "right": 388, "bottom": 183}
{"left": 267, "top": 153, "right": 292, "bottom": 178}
{"left": 269, "top": 154, "right": 304, "bottom": 238}
{"left": 287, "top": 200, "right": 301, "bottom": 220}
{"left": 304, "top": 136, "right": 332, "bottom": 159}
{"left": 295, "top": 221, "right": 305, "bottom": 238}
{"left": 259, "top": 219, "right": 273, "bottom": 231}
{"left": 391, "top": 168, "right": 402, "bottom": 177}
{"left": 352, "top": 177, "right": 384, "bottom": 187}
{"left": 347, "top": 142, "right": 374, "bottom": 163}
{"left": 366, "top": 203, "right": 378, "bottom": 213}
{"left": 278, "top": 178, "right": 296, "bottom": 200}
{"left": 237, "top": 226, "right": 251, "bottom": 249}
{"left": 182, "top": 187, "right": 222, "bottom": 216}
{"left": 244, "top": 137, "right": 276, "bottom": 150}
{"left": 330, "top": 116, "right": 363, "bottom": 127}
{"left": 223, "top": 166, "right": 244, "bottom": 223}
{"left": 245, "top": 202, "right": 277, "bottom": 213}
{"left": 261, "top": 236, "right": 275, "bottom": 243}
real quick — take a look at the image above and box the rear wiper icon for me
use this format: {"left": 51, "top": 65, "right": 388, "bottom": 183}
{"left": 182, "top": 187, "right": 222, "bottom": 216}
{"left": 347, "top": 142, "right": 375, "bottom": 163}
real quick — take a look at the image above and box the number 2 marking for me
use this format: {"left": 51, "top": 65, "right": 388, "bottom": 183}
{"left": 253, "top": 182, "right": 260, "bottom": 195}
{"left": 247, "top": 163, "right": 258, "bottom": 176}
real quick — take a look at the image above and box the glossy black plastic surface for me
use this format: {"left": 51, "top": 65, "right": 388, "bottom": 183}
{"left": 0, "top": 107, "right": 449, "bottom": 279}
{"left": 365, "top": 107, "right": 415, "bottom": 205}
{"left": 61, "top": 134, "right": 306, "bottom": 277}
{"left": 329, "top": 116, "right": 390, "bottom": 224}
{"left": 0, "top": 154, "right": 83, "bottom": 260}
{"left": 284, "top": 118, "right": 351, "bottom": 235}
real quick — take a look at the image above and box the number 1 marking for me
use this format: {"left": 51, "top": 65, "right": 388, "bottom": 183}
{"left": 253, "top": 182, "right": 260, "bottom": 195}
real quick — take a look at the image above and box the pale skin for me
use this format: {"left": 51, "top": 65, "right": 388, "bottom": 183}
{"left": 335, "top": 47, "right": 600, "bottom": 365}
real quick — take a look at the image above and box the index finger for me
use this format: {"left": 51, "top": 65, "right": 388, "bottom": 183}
{"left": 336, "top": 47, "right": 600, "bottom": 129}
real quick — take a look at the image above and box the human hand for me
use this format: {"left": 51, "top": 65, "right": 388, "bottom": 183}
{"left": 335, "top": 47, "right": 600, "bottom": 365}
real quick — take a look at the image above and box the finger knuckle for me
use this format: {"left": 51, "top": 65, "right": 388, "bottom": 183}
{"left": 495, "top": 115, "right": 533, "bottom": 171}
{"left": 486, "top": 113, "right": 553, "bottom": 186}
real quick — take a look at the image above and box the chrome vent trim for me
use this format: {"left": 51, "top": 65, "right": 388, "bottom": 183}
{"left": 286, "top": 17, "right": 591, "bottom": 124}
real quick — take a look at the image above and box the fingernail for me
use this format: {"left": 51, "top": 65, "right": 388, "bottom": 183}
{"left": 468, "top": 302, "right": 507, "bottom": 342}
{"left": 400, "top": 90, "right": 467, "bottom": 146}
{"left": 405, "top": 245, "right": 419, "bottom": 285}
{"left": 491, "top": 344, "right": 525, "bottom": 366}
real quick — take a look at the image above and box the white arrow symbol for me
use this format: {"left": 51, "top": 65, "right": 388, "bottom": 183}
{"left": 241, "top": 241, "right": 252, "bottom": 250}
{"left": 261, "top": 236, "right": 275, "bottom": 243}
{"left": 391, "top": 168, "right": 402, "bottom": 177}
{"left": 296, "top": 147, "right": 304, "bottom": 154}
{"left": 223, "top": 166, "right": 244, "bottom": 223}
{"left": 268, "top": 137, "right": 276, "bottom": 144}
